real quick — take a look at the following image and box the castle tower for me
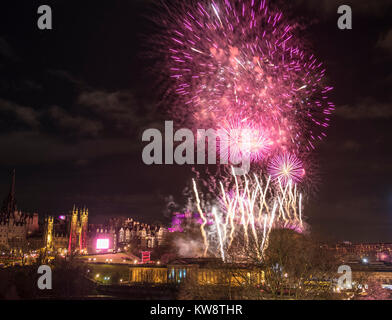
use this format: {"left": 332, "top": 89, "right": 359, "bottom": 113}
{"left": 45, "top": 216, "right": 54, "bottom": 251}
{"left": 68, "top": 206, "right": 79, "bottom": 253}
{"left": 79, "top": 207, "right": 88, "bottom": 254}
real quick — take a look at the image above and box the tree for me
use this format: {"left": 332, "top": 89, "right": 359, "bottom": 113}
{"left": 261, "top": 229, "right": 341, "bottom": 299}
{"left": 192, "top": 228, "right": 342, "bottom": 300}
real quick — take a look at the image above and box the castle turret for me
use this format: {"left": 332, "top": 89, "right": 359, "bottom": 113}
{"left": 45, "top": 216, "right": 54, "bottom": 251}
{"left": 79, "top": 207, "right": 88, "bottom": 254}
{"left": 68, "top": 206, "right": 79, "bottom": 253}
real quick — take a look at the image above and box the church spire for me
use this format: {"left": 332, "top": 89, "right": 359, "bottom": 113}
{"left": 10, "top": 169, "right": 15, "bottom": 198}
{"left": 1, "top": 169, "right": 17, "bottom": 215}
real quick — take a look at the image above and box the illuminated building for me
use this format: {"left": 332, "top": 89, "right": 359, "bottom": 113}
{"left": 88, "top": 225, "right": 116, "bottom": 254}
{"left": 45, "top": 216, "right": 53, "bottom": 251}
{"left": 68, "top": 206, "right": 89, "bottom": 254}
{"left": 141, "top": 251, "right": 151, "bottom": 264}
{"left": 329, "top": 242, "right": 392, "bottom": 263}
{"left": 128, "top": 258, "right": 265, "bottom": 286}
{"left": 68, "top": 206, "right": 79, "bottom": 253}
{"left": 53, "top": 233, "right": 68, "bottom": 254}
{"left": 79, "top": 208, "right": 88, "bottom": 253}
{"left": 111, "top": 217, "right": 167, "bottom": 250}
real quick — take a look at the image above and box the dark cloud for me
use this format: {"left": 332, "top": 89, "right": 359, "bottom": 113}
{"left": 0, "top": 99, "right": 40, "bottom": 129}
{"left": 78, "top": 91, "right": 141, "bottom": 131}
{"left": 340, "top": 140, "right": 361, "bottom": 152}
{"left": 0, "top": 130, "right": 135, "bottom": 166}
{"left": 0, "top": 74, "right": 153, "bottom": 168}
{"left": 47, "top": 105, "right": 103, "bottom": 138}
{"left": 0, "top": 37, "right": 18, "bottom": 61}
{"left": 46, "top": 69, "right": 89, "bottom": 88}
{"left": 336, "top": 99, "right": 392, "bottom": 119}
{"left": 62, "top": 192, "right": 169, "bottom": 224}
{"left": 377, "top": 29, "right": 392, "bottom": 52}
{"left": 309, "top": 193, "right": 392, "bottom": 242}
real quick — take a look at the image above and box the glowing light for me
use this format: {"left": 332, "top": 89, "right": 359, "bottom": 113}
{"left": 96, "top": 239, "right": 109, "bottom": 250}
{"left": 218, "top": 119, "right": 273, "bottom": 163}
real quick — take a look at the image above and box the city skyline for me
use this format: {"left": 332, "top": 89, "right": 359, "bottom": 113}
{"left": 0, "top": 0, "right": 392, "bottom": 303}
{"left": 0, "top": 0, "right": 391, "bottom": 243}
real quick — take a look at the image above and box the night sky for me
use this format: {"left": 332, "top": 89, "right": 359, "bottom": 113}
{"left": 0, "top": 0, "right": 391, "bottom": 242}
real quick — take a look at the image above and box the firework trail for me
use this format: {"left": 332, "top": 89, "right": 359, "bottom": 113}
{"left": 192, "top": 178, "right": 209, "bottom": 256}
{"left": 192, "top": 168, "right": 304, "bottom": 262}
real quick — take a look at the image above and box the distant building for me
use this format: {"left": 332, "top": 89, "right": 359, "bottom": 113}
{"left": 112, "top": 217, "right": 167, "bottom": 250}
{"left": 88, "top": 224, "right": 116, "bottom": 254}
{"left": 328, "top": 242, "right": 392, "bottom": 266}
{"left": 128, "top": 258, "right": 264, "bottom": 286}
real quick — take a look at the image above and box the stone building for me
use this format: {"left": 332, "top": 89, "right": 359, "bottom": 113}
{"left": 0, "top": 170, "right": 39, "bottom": 248}
{"left": 113, "top": 217, "right": 167, "bottom": 250}
{"left": 88, "top": 224, "right": 117, "bottom": 254}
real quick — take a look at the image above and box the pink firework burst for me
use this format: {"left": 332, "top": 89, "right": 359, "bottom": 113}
{"left": 218, "top": 118, "right": 272, "bottom": 163}
{"left": 268, "top": 153, "right": 305, "bottom": 185}
{"left": 157, "top": 0, "right": 334, "bottom": 155}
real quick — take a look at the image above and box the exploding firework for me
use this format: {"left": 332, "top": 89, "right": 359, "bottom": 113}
{"left": 218, "top": 118, "right": 273, "bottom": 163}
{"left": 191, "top": 168, "right": 304, "bottom": 262}
{"left": 158, "top": 0, "right": 334, "bottom": 155}
{"left": 268, "top": 153, "right": 305, "bottom": 186}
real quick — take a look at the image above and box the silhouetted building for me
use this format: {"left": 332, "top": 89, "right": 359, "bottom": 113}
{"left": 0, "top": 170, "right": 39, "bottom": 248}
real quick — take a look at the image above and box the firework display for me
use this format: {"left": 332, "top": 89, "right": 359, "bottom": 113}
{"left": 193, "top": 168, "right": 303, "bottom": 262}
{"left": 158, "top": 0, "right": 333, "bottom": 262}
{"left": 161, "top": 0, "right": 334, "bottom": 158}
